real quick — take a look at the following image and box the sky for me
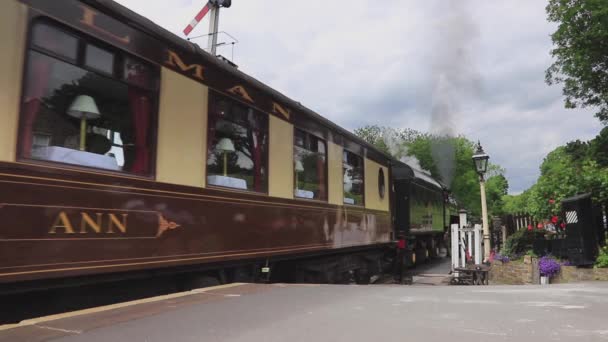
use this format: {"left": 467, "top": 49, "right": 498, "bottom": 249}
{"left": 115, "top": 0, "right": 604, "bottom": 194}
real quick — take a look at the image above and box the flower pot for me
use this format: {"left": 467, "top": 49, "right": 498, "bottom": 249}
{"left": 540, "top": 276, "right": 550, "bottom": 285}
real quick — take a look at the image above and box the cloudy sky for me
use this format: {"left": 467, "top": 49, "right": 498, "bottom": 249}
{"left": 116, "top": 0, "right": 603, "bottom": 194}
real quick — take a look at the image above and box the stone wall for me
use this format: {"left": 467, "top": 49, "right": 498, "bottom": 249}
{"left": 489, "top": 257, "right": 538, "bottom": 285}
{"left": 552, "top": 266, "right": 608, "bottom": 283}
{"left": 490, "top": 258, "right": 608, "bottom": 285}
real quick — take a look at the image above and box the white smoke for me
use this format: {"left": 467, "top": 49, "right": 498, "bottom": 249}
{"left": 428, "top": 0, "right": 481, "bottom": 188}
{"left": 381, "top": 128, "right": 428, "bottom": 172}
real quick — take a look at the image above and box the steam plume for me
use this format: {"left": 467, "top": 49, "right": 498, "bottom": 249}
{"left": 429, "top": 0, "right": 480, "bottom": 188}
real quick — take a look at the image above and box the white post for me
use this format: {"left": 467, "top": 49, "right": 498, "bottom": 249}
{"left": 207, "top": 4, "right": 220, "bottom": 55}
{"left": 460, "top": 234, "right": 467, "bottom": 268}
{"left": 451, "top": 224, "right": 459, "bottom": 274}
{"left": 479, "top": 177, "right": 491, "bottom": 262}
{"left": 474, "top": 224, "right": 482, "bottom": 264}
{"left": 459, "top": 210, "right": 468, "bottom": 229}
{"left": 458, "top": 210, "right": 467, "bottom": 268}
{"left": 467, "top": 231, "right": 473, "bottom": 261}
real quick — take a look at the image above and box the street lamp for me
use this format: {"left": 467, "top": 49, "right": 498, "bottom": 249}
{"left": 472, "top": 141, "right": 491, "bottom": 262}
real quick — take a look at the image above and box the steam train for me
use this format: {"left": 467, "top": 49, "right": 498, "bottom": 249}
{"left": 0, "top": 0, "right": 458, "bottom": 293}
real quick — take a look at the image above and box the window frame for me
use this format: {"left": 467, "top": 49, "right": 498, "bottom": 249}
{"left": 206, "top": 91, "right": 270, "bottom": 195}
{"left": 17, "top": 19, "right": 160, "bottom": 178}
{"left": 342, "top": 149, "right": 365, "bottom": 206}
{"left": 293, "top": 128, "right": 328, "bottom": 202}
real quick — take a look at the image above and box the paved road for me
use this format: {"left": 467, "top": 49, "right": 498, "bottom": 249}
{"left": 3, "top": 282, "right": 608, "bottom": 342}
{"left": 405, "top": 257, "right": 452, "bottom": 285}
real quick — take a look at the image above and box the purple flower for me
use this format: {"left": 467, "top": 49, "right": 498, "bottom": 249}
{"left": 494, "top": 254, "right": 510, "bottom": 263}
{"left": 539, "top": 256, "right": 561, "bottom": 277}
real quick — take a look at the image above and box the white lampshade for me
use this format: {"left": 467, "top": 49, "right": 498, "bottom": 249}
{"left": 216, "top": 138, "right": 235, "bottom": 152}
{"left": 67, "top": 95, "right": 101, "bottom": 120}
{"left": 295, "top": 160, "right": 304, "bottom": 172}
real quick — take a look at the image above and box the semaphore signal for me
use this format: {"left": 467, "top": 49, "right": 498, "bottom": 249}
{"left": 183, "top": 0, "right": 232, "bottom": 55}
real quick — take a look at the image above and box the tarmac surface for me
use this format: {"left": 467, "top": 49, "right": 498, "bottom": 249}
{"left": 2, "top": 281, "right": 608, "bottom": 342}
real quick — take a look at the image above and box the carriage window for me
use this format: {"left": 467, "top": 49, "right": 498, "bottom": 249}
{"left": 32, "top": 23, "right": 78, "bottom": 61}
{"left": 294, "top": 129, "right": 327, "bottom": 200}
{"left": 343, "top": 150, "right": 364, "bottom": 205}
{"left": 207, "top": 92, "right": 268, "bottom": 192}
{"left": 85, "top": 44, "right": 114, "bottom": 75}
{"left": 19, "top": 22, "right": 157, "bottom": 176}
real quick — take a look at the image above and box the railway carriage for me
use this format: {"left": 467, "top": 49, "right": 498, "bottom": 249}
{"left": 0, "top": 0, "right": 453, "bottom": 292}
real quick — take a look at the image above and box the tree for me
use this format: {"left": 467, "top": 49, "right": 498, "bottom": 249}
{"left": 589, "top": 126, "right": 608, "bottom": 167}
{"left": 504, "top": 140, "right": 608, "bottom": 219}
{"left": 546, "top": 0, "right": 608, "bottom": 124}
{"left": 353, "top": 125, "right": 423, "bottom": 157}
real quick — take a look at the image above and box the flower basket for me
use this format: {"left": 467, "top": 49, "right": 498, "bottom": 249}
{"left": 539, "top": 256, "right": 561, "bottom": 284}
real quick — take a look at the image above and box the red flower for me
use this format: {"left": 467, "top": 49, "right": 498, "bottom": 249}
{"left": 551, "top": 216, "right": 558, "bottom": 224}
{"left": 527, "top": 224, "right": 533, "bottom": 231}
{"left": 549, "top": 199, "right": 555, "bottom": 204}
{"left": 537, "top": 223, "right": 544, "bottom": 229}
{"left": 560, "top": 223, "right": 566, "bottom": 229}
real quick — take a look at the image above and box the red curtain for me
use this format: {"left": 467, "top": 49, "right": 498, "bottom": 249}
{"left": 21, "top": 55, "right": 51, "bottom": 158}
{"left": 128, "top": 89, "right": 151, "bottom": 175}
{"left": 317, "top": 154, "right": 326, "bottom": 200}
{"left": 252, "top": 130, "right": 263, "bottom": 192}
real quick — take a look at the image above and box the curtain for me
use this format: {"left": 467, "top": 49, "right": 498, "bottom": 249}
{"left": 252, "top": 130, "right": 263, "bottom": 192}
{"left": 128, "top": 88, "right": 150, "bottom": 175}
{"left": 21, "top": 54, "right": 51, "bottom": 158}
{"left": 317, "top": 154, "right": 326, "bottom": 200}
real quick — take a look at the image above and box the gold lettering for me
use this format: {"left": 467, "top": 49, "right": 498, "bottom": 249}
{"left": 49, "top": 212, "right": 75, "bottom": 234}
{"left": 227, "top": 85, "right": 254, "bottom": 103}
{"left": 272, "top": 102, "right": 291, "bottom": 119}
{"left": 80, "top": 213, "right": 103, "bottom": 234}
{"left": 107, "top": 214, "right": 128, "bottom": 234}
{"left": 79, "top": 5, "right": 130, "bottom": 44}
{"left": 165, "top": 50, "right": 205, "bottom": 80}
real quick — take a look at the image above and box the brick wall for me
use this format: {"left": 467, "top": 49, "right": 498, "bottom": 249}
{"left": 552, "top": 266, "right": 608, "bottom": 283}
{"left": 490, "top": 258, "right": 608, "bottom": 285}
{"left": 489, "top": 257, "right": 538, "bottom": 285}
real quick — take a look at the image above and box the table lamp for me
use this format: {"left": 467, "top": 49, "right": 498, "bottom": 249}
{"left": 67, "top": 95, "right": 101, "bottom": 151}
{"left": 216, "top": 138, "right": 235, "bottom": 176}
{"left": 295, "top": 160, "right": 304, "bottom": 189}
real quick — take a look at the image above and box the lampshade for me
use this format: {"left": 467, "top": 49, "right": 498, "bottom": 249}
{"left": 216, "top": 138, "right": 235, "bottom": 152}
{"left": 472, "top": 141, "right": 489, "bottom": 175}
{"left": 67, "top": 95, "right": 101, "bottom": 120}
{"left": 295, "top": 160, "right": 304, "bottom": 172}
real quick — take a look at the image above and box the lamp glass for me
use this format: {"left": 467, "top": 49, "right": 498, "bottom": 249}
{"left": 216, "top": 138, "right": 235, "bottom": 152}
{"left": 472, "top": 142, "right": 489, "bottom": 175}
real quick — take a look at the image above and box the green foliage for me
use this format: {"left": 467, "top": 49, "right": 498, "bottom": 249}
{"left": 353, "top": 125, "right": 422, "bottom": 157}
{"left": 596, "top": 244, "right": 608, "bottom": 268}
{"left": 502, "top": 128, "right": 608, "bottom": 220}
{"left": 546, "top": 0, "right": 608, "bottom": 124}
{"left": 589, "top": 126, "right": 608, "bottom": 167}
{"left": 502, "top": 193, "right": 529, "bottom": 214}
{"left": 501, "top": 229, "right": 542, "bottom": 258}
{"left": 525, "top": 249, "right": 538, "bottom": 258}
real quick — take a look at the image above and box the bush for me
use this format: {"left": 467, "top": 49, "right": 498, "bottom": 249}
{"left": 539, "top": 256, "right": 561, "bottom": 278}
{"left": 525, "top": 249, "right": 538, "bottom": 258}
{"left": 501, "top": 229, "right": 543, "bottom": 258}
{"left": 596, "top": 244, "right": 608, "bottom": 268}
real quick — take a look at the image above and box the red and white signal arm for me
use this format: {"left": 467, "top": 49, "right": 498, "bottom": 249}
{"left": 183, "top": 0, "right": 232, "bottom": 36}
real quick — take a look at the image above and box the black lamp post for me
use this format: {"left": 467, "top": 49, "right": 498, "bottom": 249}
{"left": 472, "top": 141, "right": 491, "bottom": 262}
